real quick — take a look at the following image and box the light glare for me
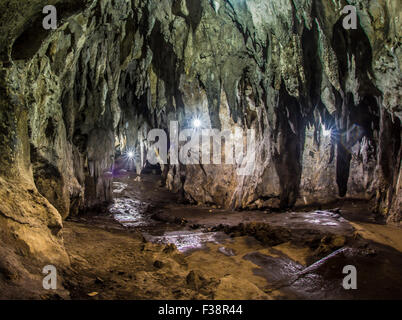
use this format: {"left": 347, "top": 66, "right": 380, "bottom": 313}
{"left": 193, "top": 119, "right": 201, "bottom": 128}
{"left": 322, "top": 125, "right": 331, "bottom": 137}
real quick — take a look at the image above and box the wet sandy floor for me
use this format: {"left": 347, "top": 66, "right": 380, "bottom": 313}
{"left": 64, "top": 172, "right": 402, "bottom": 300}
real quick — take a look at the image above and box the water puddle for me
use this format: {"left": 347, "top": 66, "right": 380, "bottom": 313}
{"left": 109, "top": 198, "right": 151, "bottom": 227}
{"left": 112, "top": 182, "right": 128, "bottom": 194}
{"left": 244, "top": 251, "right": 304, "bottom": 283}
{"left": 300, "top": 211, "right": 344, "bottom": 227}
{"left": 143, "top": 230, "right": 230, "bottom": 253}
{"left": 218, "top": 246, "right": 236, "bottom": 256}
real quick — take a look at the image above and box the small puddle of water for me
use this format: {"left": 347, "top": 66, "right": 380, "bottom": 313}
{"left": 110, "top": 181, "right": 230, "bottom": 252}
{"left": 143, "top": 230, "right": 230, "bottom": 253}
{"left": 109, "top": 198, "right": 150, "bottom": 227}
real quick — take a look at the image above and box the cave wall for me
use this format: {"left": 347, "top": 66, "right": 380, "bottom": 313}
{"left": 2, "top": 0, "right": 140, "bottom": 218}
{"left": 117, "top": 0, "right": 401, "bottom": 223}
{"left": 0, "top": 0, "right": 138, "bottom": 297}
{"left": 0, "top": 0, "right": 399, "bottom": 222}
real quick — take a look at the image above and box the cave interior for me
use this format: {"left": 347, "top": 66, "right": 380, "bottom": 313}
{"left": 0, "top": 0, "right": 401, "bottom": 300}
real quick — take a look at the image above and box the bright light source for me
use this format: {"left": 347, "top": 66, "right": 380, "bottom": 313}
{"left": 193, "top": 119, "right": 201, "bottom": 128}
{"left": 322, "top": 125, "right": 331, "bottom": 137}
{"left": 127, "top": 151, "right": 134, "bottom": 159}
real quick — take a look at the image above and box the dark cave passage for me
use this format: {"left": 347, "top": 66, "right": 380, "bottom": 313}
{"left": 0, "top": 0, "right": 401, "bottom": 301}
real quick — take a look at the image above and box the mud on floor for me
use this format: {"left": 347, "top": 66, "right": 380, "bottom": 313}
{"left": 61, "top": 173, "right": 402, "bottom": 300}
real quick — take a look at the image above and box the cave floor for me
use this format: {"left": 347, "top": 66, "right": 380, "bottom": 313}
{"left": 62, "top": 173, "right": 402, "bottom": 300}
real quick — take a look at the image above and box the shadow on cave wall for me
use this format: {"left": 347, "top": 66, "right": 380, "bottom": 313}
{"left": 331, "top": 15, "right": 383, "bottom": 198}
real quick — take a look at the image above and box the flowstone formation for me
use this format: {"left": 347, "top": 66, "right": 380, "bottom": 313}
{"left": 0, "top": 0, "right": 400, "bottom": 298}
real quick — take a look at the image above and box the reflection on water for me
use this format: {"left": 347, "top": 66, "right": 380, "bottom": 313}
{"left": 109, "top": 198, "right": 150, "bottom": 227}
{"left": 301, "top": 211, "right": 344, "bottom": 227}
{"left": 110, "top": 180, "right": 229, "bottom": 252}
{"left": 112, "top": 182, "right": 128, "bottom": 194}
